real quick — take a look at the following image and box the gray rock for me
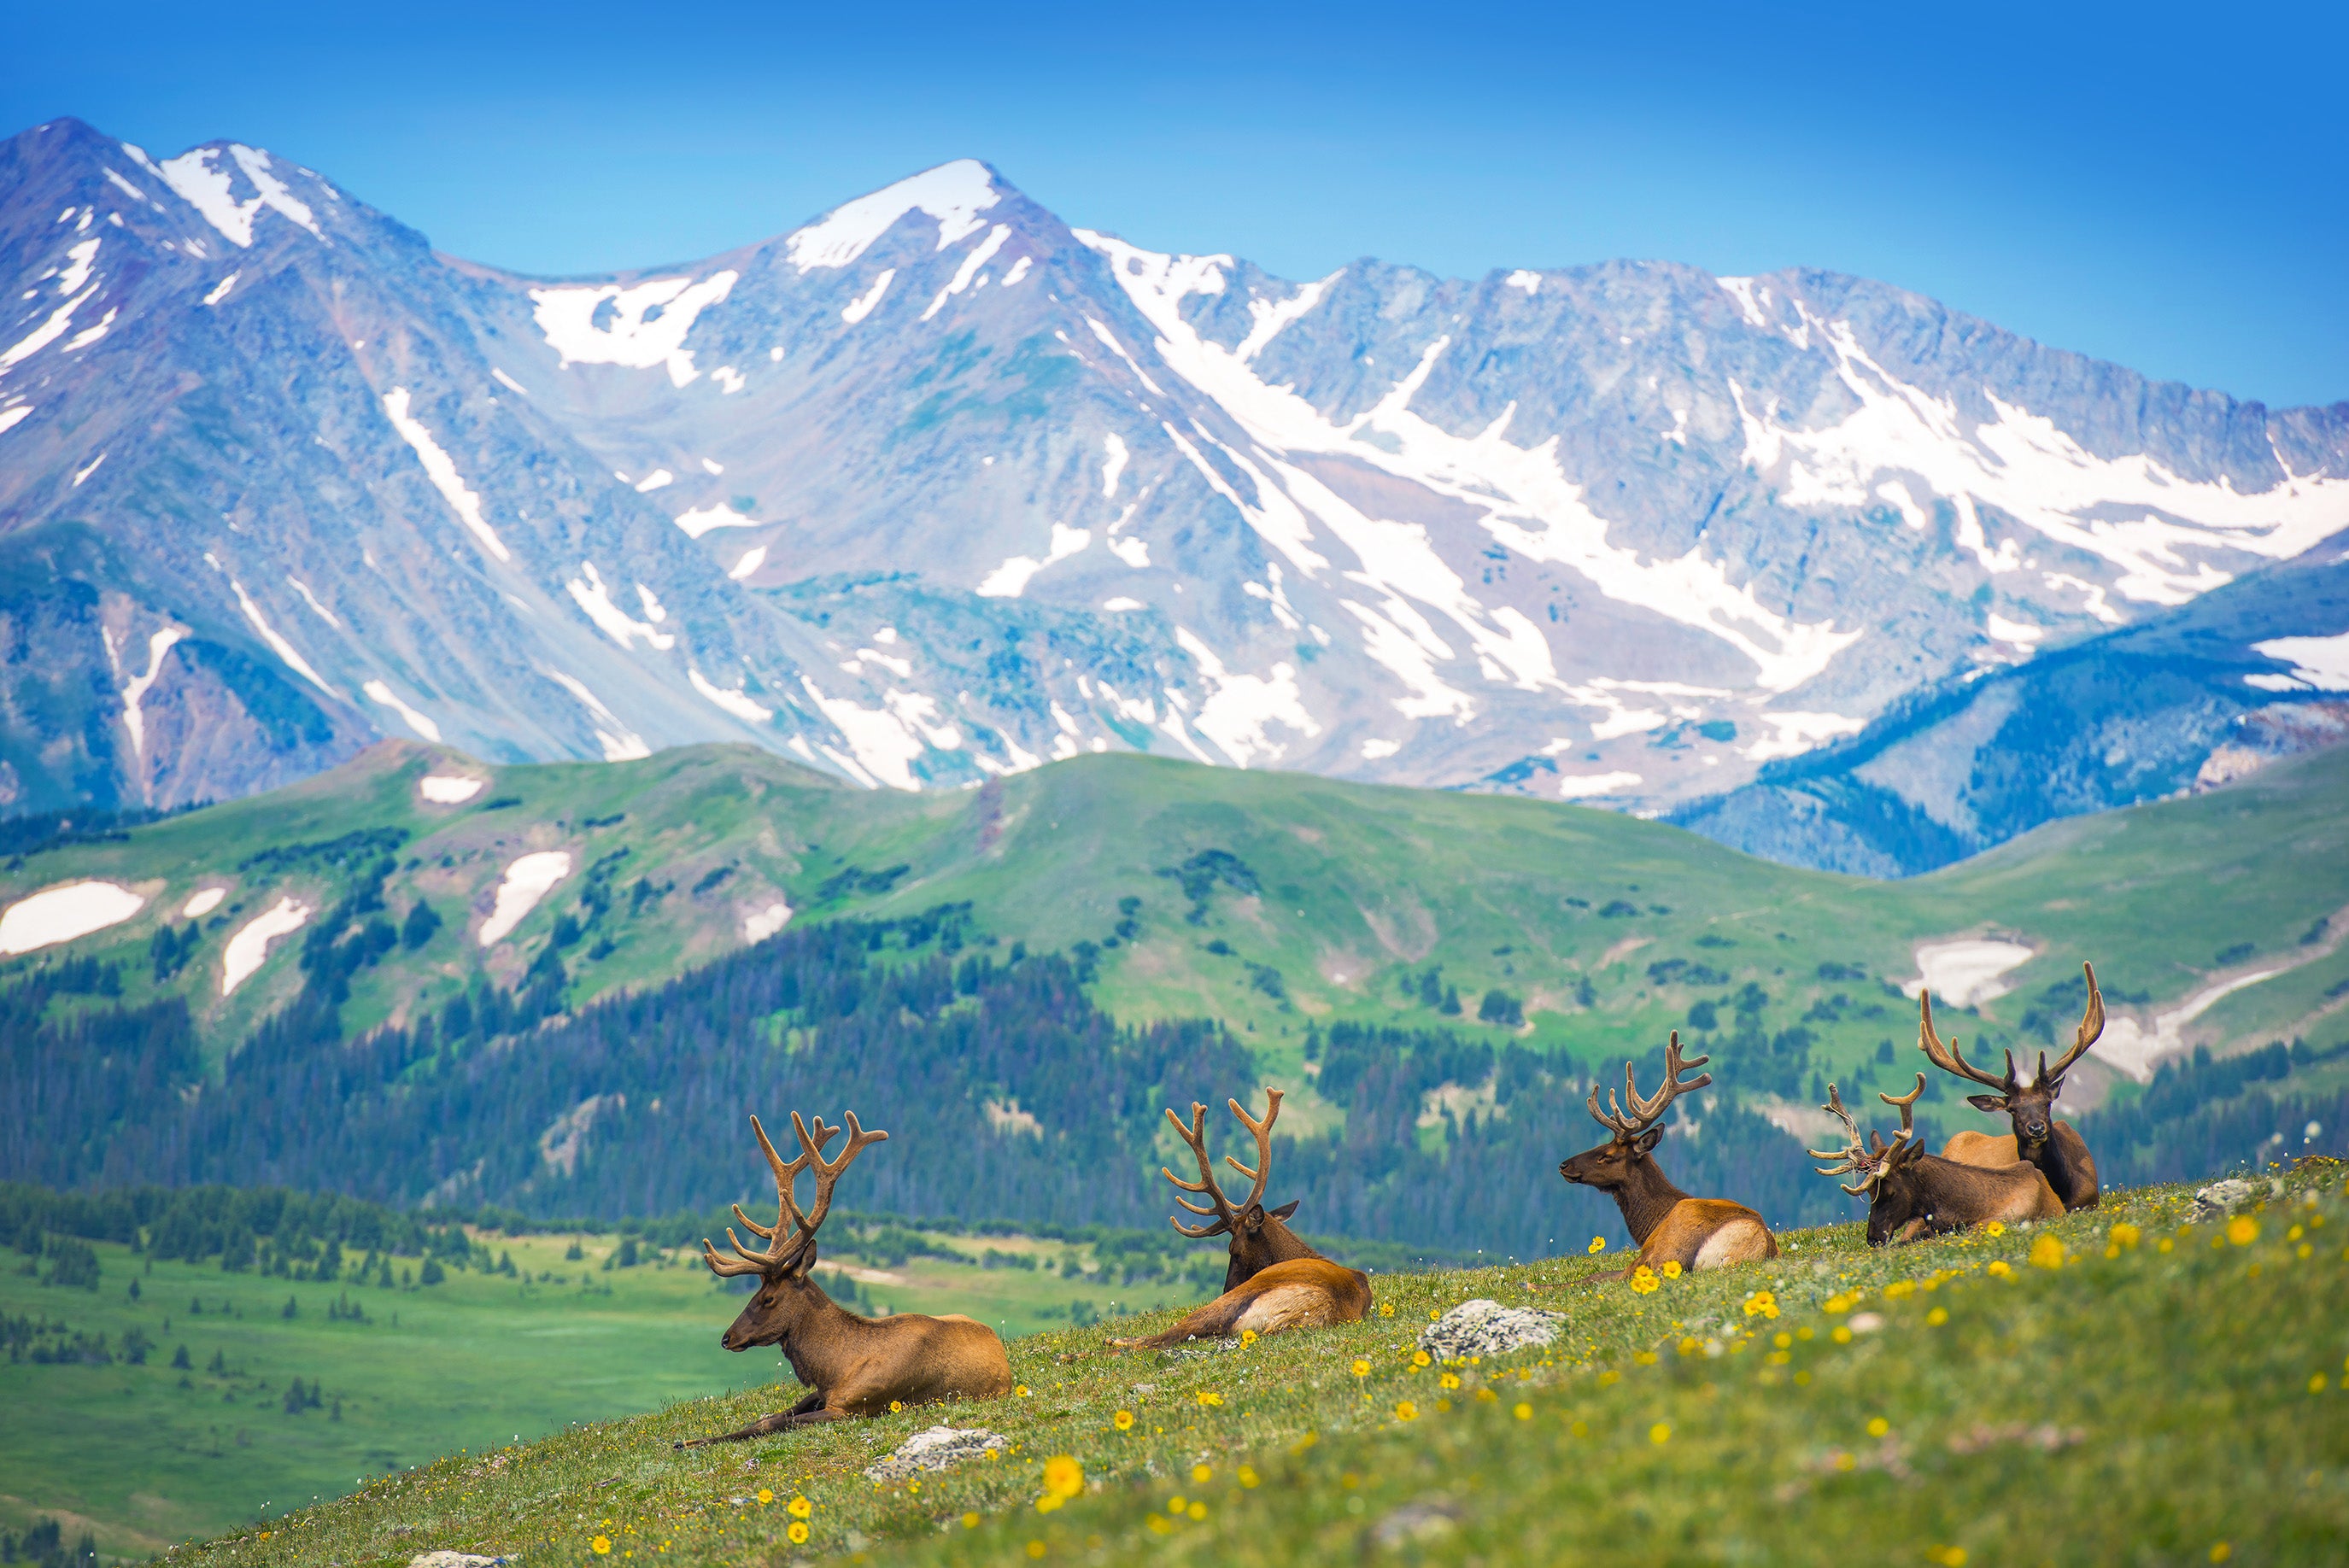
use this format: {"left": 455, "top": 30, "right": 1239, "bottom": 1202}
{"left": 1372, "top": 1499, "right": 1460, "bottom": 1549}
{"left": 407, "top": 1553, "right": 507, "bottom": 1568}
{"left": 1418, "top": 1299, "right": 1567, "bottom": 1361}
{"left": 2188, "top": 1176, "right": 2285, "bottom": 1222}
{"left": 862, "top": 1425, "right": 1008, "bottom": 1483}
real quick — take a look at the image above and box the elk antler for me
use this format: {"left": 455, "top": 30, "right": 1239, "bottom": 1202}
{"left": 1588, "top": 1032, "right": 1712, "bottom": 1140}
{"left": 1807, "top": 1084, "right": 1882, "bottom": 1196}
{"left": 1159, "top": 1089, "right": 1281, "bottom": 1237}
{"left": 1880, "top": 1073, "right": 1925, "bottom": 1141}
{"left": 2036, "top": 961, "right": 2106, "bottom": 1087}
{"left": 700, "top": 1110, "right": 887, "bottom": 1279}
{"left": 1917, "top": 988, "right": 2014, "bottom": 1095}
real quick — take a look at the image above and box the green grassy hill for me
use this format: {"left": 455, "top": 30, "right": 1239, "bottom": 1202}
{"left": 144, "top": 1165, "right": 2349, "bottom": 1567}
{"left": 9, "top": 739, "right": 2349, "bottom": 1106}
{"left": 0, "top": 1217, "right": 1205, "bottom": 1556}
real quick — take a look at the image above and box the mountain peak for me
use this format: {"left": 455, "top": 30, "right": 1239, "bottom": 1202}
{"left": 782, "top": 158, "right": 1005, "bottom": 273}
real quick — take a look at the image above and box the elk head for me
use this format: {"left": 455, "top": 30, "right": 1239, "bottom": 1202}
{"left": 701, "top": 1109, "right": 886, "bottom": 1351}
{"left": 1162, "top": 1089, "right": 1315, "bottom": 1291}
{"left": 1919, "top": 962, "right": 2104, "bottom": 1152}
{"left": 1811, "top": 1077, "right": 1924, "bottom": 1247}
{"left": 1559, "top": 1031, "right": 1710, "bottom": 1192}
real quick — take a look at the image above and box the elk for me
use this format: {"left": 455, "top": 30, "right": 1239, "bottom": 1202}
{"left": 1810, "top": 1076, "right": 2061, "bottom": 1246}
{"left": 1918, "top": 962, "right": 2103, "bottom": 1209}
{"left": 1558, "top": 1033, "right": 1778, "bottom": 1274}
{"left": 1109, "top": 1089, "right": 1370, "bottom": 1349}
{"left": 677, "top": 1110, "right": 1011, "bottom": 1447}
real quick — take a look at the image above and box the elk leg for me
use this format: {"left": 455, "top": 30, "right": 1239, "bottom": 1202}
{"left": 673, "top": 1391, "right": 827, "bottom": 1448}
{"left": 1110, "top": 1292, "right": 1251, "bottom": 1351}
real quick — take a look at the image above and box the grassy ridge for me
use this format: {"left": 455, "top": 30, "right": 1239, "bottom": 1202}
{"left": 0, "top": 1225, "right": 1198, "bottom": 1554}
{"left": 151, "top": 1167, "right": 2349, "bottom": 1567}
{"left": 9, "top": 740, "right": 2349, "bottom": 1103}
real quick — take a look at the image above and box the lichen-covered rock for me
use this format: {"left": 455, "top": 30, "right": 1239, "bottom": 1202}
{"left": 862, "top": 1425, "right": 1008, "bottom": 1483}
{"left": 407, "top": 1553, "right": 507, "bottom": 1568}
{"left": 1418, "top": 1299, "right": 1567, "bottom": 1361}
{"left": 2188, "top": 1176, "right": 2284, "bottom": 1222}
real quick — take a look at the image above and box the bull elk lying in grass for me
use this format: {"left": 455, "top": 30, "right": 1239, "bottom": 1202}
{"left": 1919, "top": 961, "right": 2104, "bottom": 1209}
{"left": 677, "top": 1110, "right": 1011, "bottom": 1447}
{"left": 1811, "top": 1076, "right": 2062, "bottom": 1245}
{"left": 1559, "top": 1033, "right": 1779, "bottom": 1275}
{"left": 1110, "top": 1089, "right": 1371, "bottom": 1350}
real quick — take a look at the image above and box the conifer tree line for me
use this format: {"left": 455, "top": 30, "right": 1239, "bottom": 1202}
{"left": 3, "top": 905, "right": 2338, "bottom": 1260}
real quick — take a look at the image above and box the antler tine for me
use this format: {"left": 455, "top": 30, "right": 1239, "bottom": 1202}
{"left": 1160, "top": 1102, "right": 1237, "bottom": 1238}
{"left": 1880, "top": 1073, "right": 1926, "bottom": 1141}
{"left": 1807, "top": 1083, "right": 1882, "bottom": 1196}
{"left": 1585, "top": 1080, "right": 1637, "bottom": 1138}
{"left": 1917, "top": 989, "right": 2012, "bottom": 1092}
{"left": 2041, "top": 960, "right": 2106, "bottom": 1083}
{"left": 700, "top": 1111, "right": 817, "bottom": 1278}
{"left": 1221, "top": 1089, "right": 1282, "bottom": 1213}
{"left": 780, "top": 1109, "right": 886, "bottom": 1250}
{"left": 1608, "top": 1032, "right": 1713, "bottom": 1138}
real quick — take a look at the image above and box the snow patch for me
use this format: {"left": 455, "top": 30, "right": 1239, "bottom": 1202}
{"left": 544, "top": 669, "right": 651, "bottom": 760}
{"left": 920, "top": 224, "right": 1010, "bottom": 320}
{"left": 711, "top": 366, "right": 744, "bottom": 395}
{"left": 841, "top": 269, "right": 895, "bottom": 324}
{"left": 419, "top": 774, "right": 485, "bottom": 804}
{"left": 119, "top": 626, "right": 185, "bottom": 759}
{"left": 202, "top": 272, "right": 238, "bottom": 306}
{"left": 1101, "top": 431, "right": 1128, "bottom": 497}
{"left": 1902, "top": 939, "right": 2035, "bottom": 1008}
{"left": 688, "top": 667, "right": 772, "bottom": 723}
{"left": 1174, "top": 628, "right": 1320, "bottom": 767}
{"left": 1360, "top": 738, "right": 1401, "bottom": 759}
{"left": 634, "top": 469, "right": 675, "bottom": 493}
{"left": 2097, "top": 971, "right": 2287, "bottom": 1081}
{"left": 636, "top": 583, "right": 668, "bottom": 623}
{"left": 743, "top": 902, "right": 793, "bottom": 942}
{"left": 566, "top": 561, "right": 676, "bottom": 651}
{"left": 999, "top": 256, "right": 1032, "bottom": 287}
{"left": 798, "top": 679, "right": 934, "bottom": 791}
{"left": 1743, "top": 711, "right": 1866, "bottom": 763}
{"left": 1106, "top": 535, "right": 1150, "bottom": 569}
{"left": 286, "top": 576, "right": 338, "bottom": 626}
{"left": 1985, "top": 613, "right": 2044, "bottom": 648}
{"left": 728, "top": 545, "right": 769, "bottom": 581}
{"left": 479, "top": 852, "right": 571, "bottom": 946}
{"left": 1102, "top": 596, "right": 1145, "bottom": 611}
{"left": 0, "top": 406, "right": 32, "bottom": 436}
{"left": 1236, "top": 271, "right": 1340, "bottom": 361}
{"left": 784, "top": 161, "right": 999, "bottom": 271}
{"left": 1556, "top": 770, "right": 1643, "bottom": 799}
{"left": 381, "top": 389, "right": 512, "bottom": 562}
{"left": 529, "top": 272, "right": 738, "bottom": 388}
{"left": 2, "top": 283, "right": 100, "bottom": 373}
{"left": 976, "top": 523, "right": 1090, "bottom": 597}
{"left": 222, "top": 896, "right": 313, "bottom": 995}
{"left": 490, "top": 367, "right": 526, "bottom": 395}
{"left": 363, "top": 679, "right": 442, "bottom": 742}
{"left": 675, "top": 502, "right": 760, "bottom": 537}
{"left": 1504, "top": 270, "right": 1541, "bottom": 296}
{"left": 182, "top": 887, "right": 226, "bottom": 918}
{"left": 155, "top": 145, "right": 322, "bottom": 247}
{"left": 0, "top": 881, "right": 145, "bottom": 956}
{"left": 230, "top": 580, "right": 337, "bottom": 695}
{"left": 2247, "top": 632, "right": 2349, "bottom": 692}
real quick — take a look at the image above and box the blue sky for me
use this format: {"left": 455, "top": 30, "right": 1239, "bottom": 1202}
{"left": 9, "top": 1, "right": 2344, "bottom": 406}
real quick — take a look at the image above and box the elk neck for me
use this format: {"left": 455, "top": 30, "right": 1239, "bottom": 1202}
{"left": 764, "top": 1280, "right": 879, "bottom": 1388}
{"left": 2026, "top": 1122, "right": 2095, "bottom": 1205}
{"left": 1610, "top": 1155, "right": 1696, "bottom": 1247}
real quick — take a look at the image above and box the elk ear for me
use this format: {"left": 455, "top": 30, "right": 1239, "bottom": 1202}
{"left": 1269, "top": 1199, "right": 1300, "bottom": 1221}
{"left": 1966, "top": 1093, "right": 2008, "bottom": 1114}
{"left": 1633, "top": 1126, "right": 1665, "bottom": 1156}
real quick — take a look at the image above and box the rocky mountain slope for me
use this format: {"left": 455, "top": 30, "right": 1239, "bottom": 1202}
{"left": 1671, "top": 539, "right": 2349, "bottom": 873}
{"left": 5, "top": 116, "right": 2346, "bottom": 827}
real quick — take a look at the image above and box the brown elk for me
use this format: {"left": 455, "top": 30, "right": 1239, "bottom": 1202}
{"left": 1109, "top": 1089, "right": 1370, "bottom": 1349}
{"left": 1810, "top": 1076, "right": 2061, "bottom": 1246}
{"left": 1918, "top": 962, "right": 2103, "bottom": 1209}
{"left": 1558, "top": 1033, "right": 1779, "bottom": 1274}
{"left": 677, "top": 1110, "right": 1011, "bottom": 1447}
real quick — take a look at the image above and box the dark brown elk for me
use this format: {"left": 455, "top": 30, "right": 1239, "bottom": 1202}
{"left": 1811, "top": 1077, "right": 2062, "bottom": 1246}
{"left": 1109, "top": 1089, "right": 1370, "bottom": 1349}
{"left": 676, "top": 1110, "right": 1011, "bottom": 1447}
{"left": 1558, "top": 1033, "right": 1779, "bottom": 1274}
{"left": 1918, "top": 961, "right": 2102, "bottom": 1209}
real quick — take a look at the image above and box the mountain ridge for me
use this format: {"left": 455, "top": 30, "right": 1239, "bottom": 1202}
{"left": 5, "top": 116, "right": 2346, "bottom": 861}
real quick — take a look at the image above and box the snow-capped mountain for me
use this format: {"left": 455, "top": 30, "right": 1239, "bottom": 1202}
{"left": 4, "top": 115, "right": 2346, "bottom": 831}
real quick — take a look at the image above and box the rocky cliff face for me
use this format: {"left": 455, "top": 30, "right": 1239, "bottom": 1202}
{"left": 4, "top": 116, "right": 2345, "bottom": 832}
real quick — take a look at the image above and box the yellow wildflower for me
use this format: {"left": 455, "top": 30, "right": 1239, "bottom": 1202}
{"left": 756, "top": 1488, "right": 773, "bottom": 1505}
{"left": 1044, "top": 1454, "right": 1084, "bottom": 1500}
{"left": 1239, "top": 1329, "right": 1257, "bottom": 1347}
{"left": 2227, "top": 1216, "right": 2258, "bottom": 1247}
{"left": 1034, "top": 1495, "right": 1062, "bottom": 1515}
{"left": 1395, "top": 1400, "right": 1420, "bottom": 1421}
{"left": 1191, "top": 1464, "right": 1212, "bottom": 1485}
{"left": 1513, "top": 1401, "right": 1532, "bottom": 1420}
{"left": 786, "top": 1523, "right": 809, "bottom": 1547}
{"left": 787, "top": 1495, "right": 811, "bottom": 1518}
{"left": 1412, "top": 1349, "right": 1432, "bottom": 1368}
{"left": 1745, "top": 1290, "right": 1779, "bottom": 1319}
{"left": 1015, "top": 1384, "right": 1031, "bottom": 1397}
{"left": 1112, "top": 1409, "right": 1134, "bottom": 1431}
{"left": 1631, "top": 1271, "right": 1660, "bottom": 1295}
{"left": 1660, "top": 1260, "right": 1682, "bottom": 1278}
{"left": 889, "top": 1400, "right": 904, "bottom": 1413}
{"left": 1195, "top": 1390, "right": 1223, "bottom": 1407}
{"left": 1926, "top": 1307, "right": 1949, "bottom": 1326}
{"left": 1379, "top": 1302, "right": 1395, "bottom": 1317}
{"left": 1986, "top": 1260, "right": 2012, "bottom": 1278}
{"left": 1985, "top": 1221, "right": 2005, "bottom": 1237}
{"left": 2029, "top": 1234, "right": 2065, "bottom": 1270}
{"left": 2110, "top": 1221, "right": 2141, "bottom": 1249}
{"left": 1831, "top": 1325, "right": 1853, "bottom": 1344}
{"left": 1237, "top": 1466, "right": 1259, "bottom": 1489}
{"left": 1587, "top": 1236, "right": 1608, "bottom": 1254}
{"left": 1866, "top": 1416, "right": 1889, "bottom": 1438}
{"left": 1350, "top": 1359, "right": 1372, "bottom": 1378}
{"left": 593, "top": 1539, "right": 612, "bottom": 1556}
{"left": 1822, "top": 1293, "right": 1851, "bottom": 1313}
{"left": 962, "top": 1513, "right": 979, "bottom": 1530}
{"left": 1649, "top": 1422, "right": 1671, "bottom": 1445}
{"left": 1438, "top": 1372, "right": 1462, "bottom": 1390}
{"left": 1186, "top": 1501, "right": 1207, "bottom": 1522}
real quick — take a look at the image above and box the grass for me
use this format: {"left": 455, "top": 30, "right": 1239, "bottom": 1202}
{"left": 141, "top": 1165, "right": 2349, "bottom": 1567}
{"left": 0, "top": 1225, "right": 1196, "bottom": 1556}
{"left": 10, "top": 740, "right": 2349, "bottom": 1109}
